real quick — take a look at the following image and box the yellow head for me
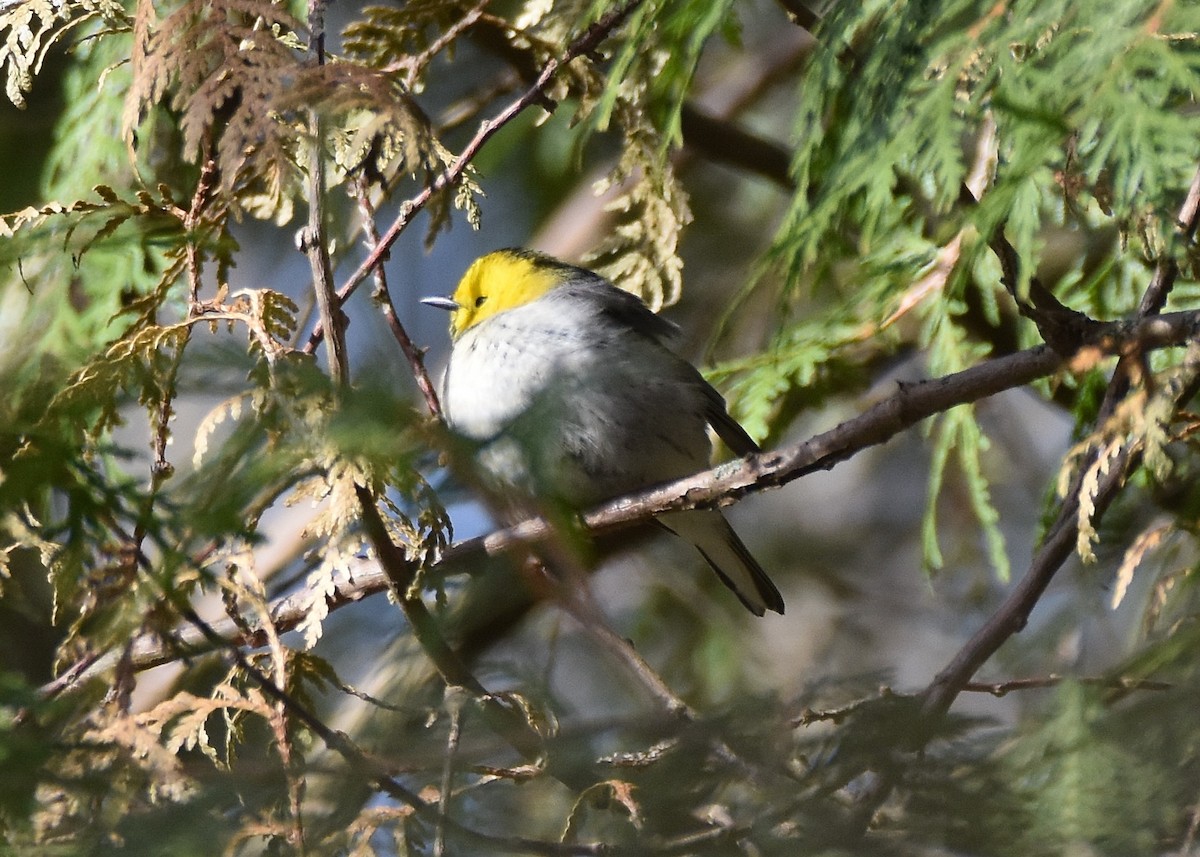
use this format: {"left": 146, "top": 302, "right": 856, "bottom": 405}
{"left": 429, "top": 249, "right": 577, "bottom": 340}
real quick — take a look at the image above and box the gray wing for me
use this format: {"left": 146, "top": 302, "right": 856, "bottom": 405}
{"left": 703, "top": 384, "right": 759, "bottom": 457}
{"left": 570, "top": 275, "right": 758, "bottom": 455}
{"left": 574, "top": 278, "right": 681, "bottom": 344}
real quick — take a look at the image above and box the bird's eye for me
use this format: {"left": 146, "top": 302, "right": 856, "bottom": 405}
{"left": 474, "top": 295, "right": 488, "bottom": 308}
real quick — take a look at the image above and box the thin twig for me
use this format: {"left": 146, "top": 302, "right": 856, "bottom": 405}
{"left": 795, "top": 673, "right": 1170, "bottom": 728}
{"left": 353, "top": 485, "right": 488, "bottom": 694}
{"left": 183, "top": 158, "right": 218, "bottom": 304}
{"left": 918, "top": 470, "right": 1122, "bottom": 719}
{"left": 166, "top": 601, "right": 621, "bottom": 855}
{"left": 549, "top": 560, "right": 695, "bottom": 720}
{"left": 550, "top": 576, "right": 765, "bottom": 785}
{"left": 1180, "top": 803, "right": 1200, "bottom": 856}
{"left": 353, "top": 178, "right": 443, "bottom": 418}
{"left": 387, "top": 0, "right": 492, "bottom": 89}
{"left": 792, "top": 697, "right": 873, "bottom": 726}
{"left": 172, "top": 601, "right": 427, "bottom": 806}
{"left": 961, "top": 674, "right": 1171, "bottom": 696}
{"left": 301, "top": 0, "right": 348, "bottom": 384}
{"left": 436, "top": 691, "right": 466, "bottom": 857}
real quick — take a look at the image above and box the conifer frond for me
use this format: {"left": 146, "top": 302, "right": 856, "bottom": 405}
{"left": 139, "top": 686, "right": 272, "bottom": 764}
{"left": 781, "top": 0, "right": 1200, "bottom": 281}
{"left": 193, "top": 393, "right": 247, "bottom": 468}
{"left": 292, "top": 456, "right": 373, "bottom": 648}
{"left": 124, "top": 0, "right": 307, "bottom": 217}
{"left": 585, "top": 120, "right": 691, "bottom": 311}
{"left": 342, "top": 0, "right": 474, "bottom": 81}
{"left": 0, "top": 0, "right": 127, "bottom": 107}
{"left": 280, "top": 61, "right": 446, "bottom": 190}
{"left": 1, "top": 183, "right": 180, "bottom": 247}
{"left": 45, "top": 321, "right": 191, "bottom": 438}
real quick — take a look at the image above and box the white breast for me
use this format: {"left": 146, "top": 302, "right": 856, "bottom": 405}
{"left": 442, "top": 305, "right": 569, "bottom": 441}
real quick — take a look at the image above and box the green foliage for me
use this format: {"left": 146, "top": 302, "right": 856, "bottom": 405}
{"left": 778, "top": 0, "right": 1200, "bottom": 277}
{"left": 0, "top": 0, "right": 126, "bottom": 108}
{"left": 593, "top": 0, "right": 737, "bottom": 148}
{"left": 4, "top": 0, "right": 1200, "bottom": 853}
{"left": 1001, "top": 682, "right": 1182, "bottom": 855}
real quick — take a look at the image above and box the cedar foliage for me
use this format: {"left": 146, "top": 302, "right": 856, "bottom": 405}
{"left": 2, "top": 0, "right": 1200, "bottom": 854}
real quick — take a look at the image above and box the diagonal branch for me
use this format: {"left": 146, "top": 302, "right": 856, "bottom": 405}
{"left": 353, "top": 178, "right": 443, "bottom": 418}
{"left": 841, "top": 164, "right": 1200, "bottom": 836}
{"left": 919, "top": 443, "right": 1133, "bottom": 718}
{"left": 74, "top": 308, "right": 1200, "bottom": 679}
{"left": 301, "top": 0, "right": 349, "bottom": 385}
{"left": 923, "top": 164, "right": 1200, "bottom": 720}
{"left": 353, "top": 483, "right": 570, "bottom": 785}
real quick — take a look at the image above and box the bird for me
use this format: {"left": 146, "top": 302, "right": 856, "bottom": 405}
{"left": 422, "top": 248, "right": 784, "bottom": 616}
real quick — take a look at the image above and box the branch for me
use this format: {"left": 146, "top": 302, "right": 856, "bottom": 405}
{"left": 922, "top": 166, "right": 1200, "bottom": 721}
{"left": 960, "top": 182, "right": 1101, "bottom": 355}
{"left": 303, "top": 0, "right": 646, "bottom": 353}
{"left": 301, "top": 0, "right": 348, "bottom": 384}
{"left": 679, "top": 105, "right": 795, "bottom": 190}
{"left": 75, "top": 308, "right": 1200, "bottom": 679}
{"left": 841, "top": 165, "right": 1200, "bottom": 835}
{"left": 961, "top": 675, "right": 1171, "bottom": 697}
{"left": 353, "top": 178, "right": 443, "bottom": 418}
{"left": 795, "top": 672, "right": 1171, "bottom": 725}
{"left": 773, "top": 0, "right": 820, "bottom": 32}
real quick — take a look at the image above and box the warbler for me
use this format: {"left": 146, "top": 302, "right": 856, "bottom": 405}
{"left": 422, "top": 248, "right": 784, "bottom": 616}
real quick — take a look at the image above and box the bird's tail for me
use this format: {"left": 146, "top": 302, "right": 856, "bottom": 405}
{"left": 658, "top": 510, "right": 785, "bottom": 616}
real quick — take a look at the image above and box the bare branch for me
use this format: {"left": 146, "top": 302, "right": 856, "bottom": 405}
{"left": 300, "top": 0, "right": 348, "bottom": 384}
{"left": 353, "top": 178, "right": 443, "bottom": 418}
{"left": 961, "top": 675, "right": 1171, "bottom": 696}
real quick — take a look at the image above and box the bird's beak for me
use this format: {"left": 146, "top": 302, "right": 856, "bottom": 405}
{"left": 420, "top": 296, "right": 460, "bottom": 311}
